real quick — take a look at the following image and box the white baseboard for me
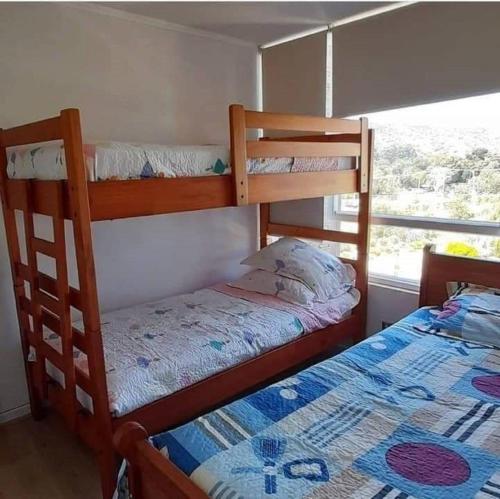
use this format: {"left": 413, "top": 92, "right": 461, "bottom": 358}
{"left": 0, "top": 404, "right": 31, "bottom": 425}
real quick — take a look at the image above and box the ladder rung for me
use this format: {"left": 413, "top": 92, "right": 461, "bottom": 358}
{"left": 76, "top": 368, "right": 93, "bottom": 396}
{"left": 39, "top": 272, "right": 82, "bottom": 311}
{"left": 40, "top": 341, "right": 65, "bottom": 371}
{"left": 40, "top": 308, "right": 88, "bottom": 354}
{"left": 72, "top": 329, "right": 88, "bottom": 354}
{"left": 35, "top": 290, "right": 63, "bottom": 315}
{"left": 40, "top": 309, "right": 60, "bottom": 336}
{"left": 32, "top": 237, "right": 57, "bottom": 258}
{"left": 16, "top": 263, "right": 83, "bottom": 311}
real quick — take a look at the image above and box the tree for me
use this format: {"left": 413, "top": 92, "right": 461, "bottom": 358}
{"left": 476, "top": 169, "right": 500, "bottom": 194}
{"left": 445, "top": 242, "right": 479, "bottom": 257}
{"left": 447, "top": 198, "right": 474, "bottom": 220}
{"left": 491, "top": 239, "right": 500, "bottom": 259}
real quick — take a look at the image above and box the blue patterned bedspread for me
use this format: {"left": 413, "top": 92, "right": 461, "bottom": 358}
{"left": 124, "top": 308, "right": 500, "bottom": 498}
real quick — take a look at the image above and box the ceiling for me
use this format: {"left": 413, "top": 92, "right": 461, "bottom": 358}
{"left": 104, "top": 2, "right": 394, "bottom": 45}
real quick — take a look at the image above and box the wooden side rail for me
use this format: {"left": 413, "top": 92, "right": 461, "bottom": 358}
{"left": 267, "top": 222, "right": 360, "bottom": 246}
{"left": 229, "top": 105, "right": 369, "bottom": 205}
{"left": 3, "top": 107, "right": 368, "bottom": 221}
{"left": 246, "top": 141, "right": 361, "bottom": 158}
{"left": 1, "top": 116, "right": 62, "bottom": 147}
{"left": 245, "top": 110, "right": 361, "bottom": 133}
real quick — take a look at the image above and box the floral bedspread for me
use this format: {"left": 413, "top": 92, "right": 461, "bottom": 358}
{"left": 42, "top": 285, "right": 358, "bottom": 416}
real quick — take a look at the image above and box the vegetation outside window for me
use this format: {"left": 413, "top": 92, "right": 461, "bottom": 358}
{"left": 326, "top": 92, "right": 500, "bottom": 282}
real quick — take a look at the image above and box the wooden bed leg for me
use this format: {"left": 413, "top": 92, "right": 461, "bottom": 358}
{"left": 60, "top": 109, "right": 115, "bottom": 496}
{"left": 354, "top": 128, "right": 374, "bottom": 343}
{"left": 229, "top": 104, "right": 249, "bottom": 205}
{"left": 259, "top": 203, "right": 270, "bottom": 249}
{"left": 98, "top": 439, "right": 119, "bottom": 499}
{"left": 28, "top": 364, "right": 45, "bottom": 421}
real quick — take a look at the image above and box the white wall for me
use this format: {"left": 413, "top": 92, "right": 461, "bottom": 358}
{"left": 366, "top": 283, "right": 418, "bottom": 335}
{"left": 0, "top": 3, "right": 258, "bottom": 421}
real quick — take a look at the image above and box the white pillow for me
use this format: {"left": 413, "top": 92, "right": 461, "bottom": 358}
{"left": 228, "top": 270, "right": 315, "bottom": 305}
{"left": 241, "top": 237, "right": 355, "bottom": 302}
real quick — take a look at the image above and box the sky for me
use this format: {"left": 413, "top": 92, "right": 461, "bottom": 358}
{"left": 357, "top": 92, "right": 500, "bottom": 130}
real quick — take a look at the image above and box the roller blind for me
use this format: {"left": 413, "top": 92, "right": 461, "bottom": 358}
{"left": 262, "top": 31, "right": 328, "bottom": 227}
{"left": 333, "top": 2, "right": 500, "bottom": 116}
{"left": 262, "top": 31, "right": 327, "bottom": 116}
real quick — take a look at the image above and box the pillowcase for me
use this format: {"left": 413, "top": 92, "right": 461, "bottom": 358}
{"left": 241, "top": 237, "right": 355, "bottom": 302}
{"left": 430, "top": 283, "right": 500, "bottom": 347}
{"left": 446, "top": 281, "right": 500, "bottom": 298}
{"left": 228, "top": 270, "right": 315, "bottom": 305}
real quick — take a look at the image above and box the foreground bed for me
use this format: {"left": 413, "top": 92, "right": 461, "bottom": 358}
{"left": 114, "top": 246, "right": 500, "bottom": 499}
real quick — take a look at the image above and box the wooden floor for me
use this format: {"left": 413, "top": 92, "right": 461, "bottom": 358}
{"left": 0, "top": 414, "right": 100, "bottom": 499}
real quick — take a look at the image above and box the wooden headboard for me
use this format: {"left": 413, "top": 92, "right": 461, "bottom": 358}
{"left": 419, "top": 244, "right": 500, "bottom": 307}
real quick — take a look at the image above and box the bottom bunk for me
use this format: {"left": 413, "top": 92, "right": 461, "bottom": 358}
{"left": 114, "top": 251, "right": 500, "bottom": 499}
{"left": 44, "top": 281, "right": 359, "bottom": 419}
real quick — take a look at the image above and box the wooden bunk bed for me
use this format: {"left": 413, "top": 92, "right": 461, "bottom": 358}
{"left": 113, "top": 245, "right": 500, "bottom": 499}
{"left": 0, "top": 105, "right": 373, "bottom": 498}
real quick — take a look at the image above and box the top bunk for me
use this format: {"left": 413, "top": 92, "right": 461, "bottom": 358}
{"left": 0, "top": 105, "right": 371, "bottom": 221}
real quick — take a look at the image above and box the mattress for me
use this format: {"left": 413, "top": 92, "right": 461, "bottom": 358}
{"left": 117, "top": 307, "right": 500, "bottom": 499}
{"left": 6, "top": 141, "right": 355, "bottom": 181}
{"left": 40, "top": 284, "right": 359, "bottom": 417}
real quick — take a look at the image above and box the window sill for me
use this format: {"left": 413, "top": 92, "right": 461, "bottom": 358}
{"left": 368, "top": 272, "right": 420, "bottom": 294}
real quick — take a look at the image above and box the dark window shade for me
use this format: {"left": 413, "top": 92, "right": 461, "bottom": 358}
{"left": 333, "top": 2, "right": 500, "bottom": 116}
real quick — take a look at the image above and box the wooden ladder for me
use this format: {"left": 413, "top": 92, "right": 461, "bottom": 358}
{"left": 0, "top": 110, "right": 116, "bottom": 497}
{"left": 19, "top": 181, "right": 80, "bottom": 429}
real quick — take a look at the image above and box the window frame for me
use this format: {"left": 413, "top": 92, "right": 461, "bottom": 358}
{"left": 327, "top": 196, "right": 500, "bottom": 289}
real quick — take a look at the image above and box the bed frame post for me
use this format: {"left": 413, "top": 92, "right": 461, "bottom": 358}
{"left": 114, "top": 422, "right": 148, "bottom": 498}
{"left": 0, "top": 131, "right": 45, "bottom": 420}
{"left": 259, "top": 203, "right": 270, "bottom": 249}
{"left": 419, "top": 244, "right": 434, "bottom": 307}
{"left": 60, "top": 109, "right": 116, "bottom": 497}
{"left": 359, "top": 118, "right": 369, "bottom": 193}
{"left": 229, "top": 104, "right": 249, "bottom": 206}
{"left": 354, "top": 128, "right": 373, "bottom": 341}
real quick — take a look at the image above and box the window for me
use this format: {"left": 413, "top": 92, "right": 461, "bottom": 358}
{"left": 326, "top": 92, "right": 500, "bottom": 284}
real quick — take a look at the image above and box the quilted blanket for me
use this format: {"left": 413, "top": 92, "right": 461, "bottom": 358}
{"left": 7, "top": 142, "right": 354, "bottom": 181}
{"left": 120, "top": 307, "right": 500, "bottom": 498}
{"left": 42, "top": 285, "right": 358, "bottom": 416}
